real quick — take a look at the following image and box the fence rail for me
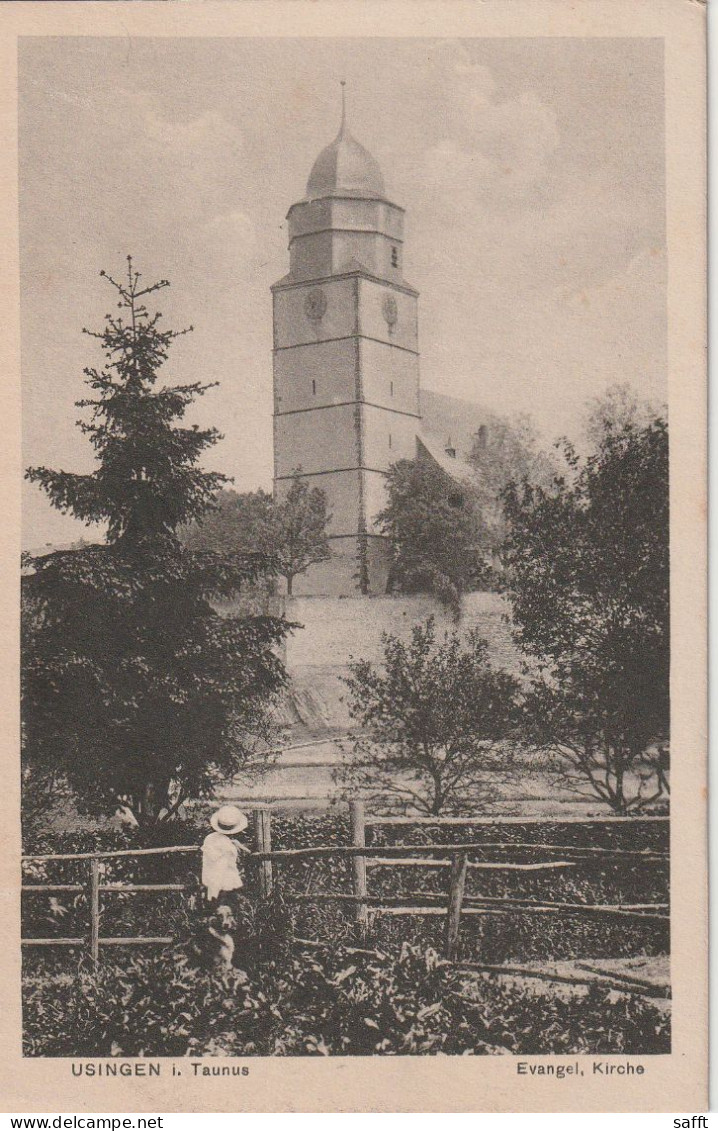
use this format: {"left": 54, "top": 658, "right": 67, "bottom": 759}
{"left": 365, "top": 814, "right": 669, "bottom": 826}
{"left": 22, "top": 803, "right": 669, "bottom": 968}
{"left": 23, "top": 936, "right": 174, "bottom": 948}
{"left": 22, "top": 845, "right": 199, "bottom": 863}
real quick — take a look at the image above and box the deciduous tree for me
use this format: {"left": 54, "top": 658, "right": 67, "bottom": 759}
{"left": 183, "top": 488, "right": 277, "bottom": 558}
{"left": 336, "top": 618, "right": 520, "bottom": 815}
{"left": 271, "top": 474, "right": 332, "bottom": 596}
{"left": 467, "top": 412, "right": 558, "bottom": 559}
{"left": 501, "top": 415, "right": 669, "bottom": 814}
{"left": 378, "top": 459, "right": 488, "bottom": 613}
{"left": 184, "top": 476, "right": 331, "bottom": 597}
{"left": 583, "top": 382, "right": 666, "bottom": 450}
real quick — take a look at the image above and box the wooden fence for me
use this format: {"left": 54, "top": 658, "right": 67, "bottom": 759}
{"left": 22, "top": 803, "right": 669, "bottom": 972}
{"left": 22, "top": 844, "right": 199, "bottom": 963}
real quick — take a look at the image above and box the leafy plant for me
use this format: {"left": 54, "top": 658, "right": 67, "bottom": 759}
{"left": 501, "top": 416, "right": 669, "bottom": 815}
{"left": 336, "top": 618, "right": 520, "bottom": 815}
{"left": 467, "top": 411, "right": 558, "bottom": 562}
{"left": 23, "top": 941, "right": 670, "bottom": 1058}
{"left": 378, "top": 458, "right": 488, "bottom": 613}
{"left": 21, "top": 813, "right": 668, "bottom": 965}
{"left": 184, "top": 474, "right": 331, "bottom": 597}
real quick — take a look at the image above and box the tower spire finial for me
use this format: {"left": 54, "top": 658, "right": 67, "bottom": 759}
{"left": 340, "top": 80, "right": 347, "bottom": 136}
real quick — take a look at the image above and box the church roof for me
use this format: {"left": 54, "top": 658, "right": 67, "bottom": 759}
{"left": 305, "top": 87, "right": 386, "bottom": 202}
{"left": 416, "top": 435, "right": 476, "bottom": 486}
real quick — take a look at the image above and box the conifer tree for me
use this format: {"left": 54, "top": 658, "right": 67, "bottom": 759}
{"left": 23, "top": 259, "right": 289, "bottom": 826}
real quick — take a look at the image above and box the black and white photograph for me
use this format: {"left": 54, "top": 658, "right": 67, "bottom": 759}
{"left": 3, "top": 4, "right": 706, "bottom": 1112}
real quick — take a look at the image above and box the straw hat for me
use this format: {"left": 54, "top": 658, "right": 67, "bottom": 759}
{"left": 209, "top": 805, "right": 248, "bottom": 835}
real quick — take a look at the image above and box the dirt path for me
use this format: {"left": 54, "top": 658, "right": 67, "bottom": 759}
{"left": 456, "top": 956, "right": 670, "bottom": 1011}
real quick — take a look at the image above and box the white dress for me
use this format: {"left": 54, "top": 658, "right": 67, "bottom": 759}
{"left": 201, "top": 831, "right": 243, "bottom": 900}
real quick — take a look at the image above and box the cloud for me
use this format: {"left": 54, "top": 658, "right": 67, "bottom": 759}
{"left": 423, "top": 106, "right": 559, "bottom": 211}
{"left": 418, "top": 43, "right": 559, "bottom": 217}
{"left": 473, "top": 92, "right": 559, "bottom": 175}
{"left": 411, "top": 42, "right": 661, "bottom": 318}
{"left": 76, "top": 89, "right": 250, "bottom": 230}
{"left": 203, "top": 209, "right": 256, "bottom": 246}
{"left": 432, "top": 40, "right": 497, "bottom": 113}
{"left": 139, "top": 98, "right": 241, "bottom": 162}
{"left": 553, "top": 245, "right": 666, "bottom": 311}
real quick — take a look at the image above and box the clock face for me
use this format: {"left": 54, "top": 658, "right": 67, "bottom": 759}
{"left": 304, "top": 288, "right": 328, "bottom": 323}
{"left": 382, "top": 293, "right": 398, "bottom": 328}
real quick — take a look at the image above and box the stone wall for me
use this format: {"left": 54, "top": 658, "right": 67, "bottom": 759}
{"left": 276, "top": 591, "right": 521, "bottom": 740}
{"left": 284, "top": 592, "right": 515, "bottom": 667}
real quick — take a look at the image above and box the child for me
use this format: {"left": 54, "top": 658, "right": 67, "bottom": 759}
{"left": 201, "top": 806, "right": 252, "bottom": 969}
{"left": 202, "top": 805, "right": 250, "bottom": 901}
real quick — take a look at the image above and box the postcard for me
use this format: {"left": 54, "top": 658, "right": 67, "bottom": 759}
{"left": 0, "top": 0, "right": 707, "bottom": 1113}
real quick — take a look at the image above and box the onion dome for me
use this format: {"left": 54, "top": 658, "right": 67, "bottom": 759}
{"left": 305, "top": 83, "right": 386, "bottom": 201}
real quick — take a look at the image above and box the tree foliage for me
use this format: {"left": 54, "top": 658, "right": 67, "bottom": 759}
{"left": 337, "top": 618, "right": 520, "bottom": 815}
{"left": 23, "top": 943, "right": 670, "bottom": 1058}
{"left": 501, "top": 415, "right": 669, "bottom": 815}
{"left": 183, "top": 488, "right": 276, "bottom": 557}
{"left": 583, "top": 382, "right": 667, "bottom": 451}
{"left": 184, "top": 475, "right": 331, "bottom": 596}
{"left": 378, "top": 459, "right": 488, "bottom": 613}
{"left": 467, "top": 412, "right": 558, "bottom": 558}
{"left": 271, "top": 475, "right": 332, "bottom": 596}
{"left": 23, "top": 259, "right": 289, "bottom": 826}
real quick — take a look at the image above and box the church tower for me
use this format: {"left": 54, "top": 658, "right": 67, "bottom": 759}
{"left": 272, "top": 87, "right": 421, "bottom": 596}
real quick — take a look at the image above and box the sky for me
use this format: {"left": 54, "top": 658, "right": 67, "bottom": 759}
{"left": 20, "top": 36, "right": 665, "bottom": 548}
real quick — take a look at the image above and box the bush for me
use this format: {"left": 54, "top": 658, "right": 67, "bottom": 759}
{"left": 23, "top": 940, "right": 669, "bottom": 1058}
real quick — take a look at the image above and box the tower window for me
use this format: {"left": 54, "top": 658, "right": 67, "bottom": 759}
{"left": 312, "top": 379, "right": 316, "bottom": 395}
{"left": 390, "top": 381, "right": 394, "bottom": 397}
{"left": 391, "top": 246, "right": 399, "bottom": 268}
{"left": 389, "top": 433, "right": 392, "bottom": 449}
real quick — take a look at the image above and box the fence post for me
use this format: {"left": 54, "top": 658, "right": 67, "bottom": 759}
{"left": 349, "top": 800, "right": 368, "bottom": 942}
{"left": 89, "top": 856, "right": 100, "bottom": 967}
{"left": 254, "top": 808, "right": 273, "bottom": 900}
{"left": 445, "top": 852, "right": 468, "bottom": 961}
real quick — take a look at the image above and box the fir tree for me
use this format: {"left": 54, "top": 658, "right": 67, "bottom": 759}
{"left": 23, "top": 259, "right": 289, "bottom": 826}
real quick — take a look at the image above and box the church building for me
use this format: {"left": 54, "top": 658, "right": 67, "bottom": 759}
{"left": 272, "top": 90, "right": 470, "bottom": 596}
{"left": 272, "top": 88, "right": 424, "bottom": 597}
